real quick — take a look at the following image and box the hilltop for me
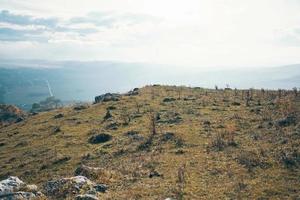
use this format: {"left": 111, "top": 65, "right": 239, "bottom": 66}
{"left": 0, "top": 85, "right": 299, "bottom": 199}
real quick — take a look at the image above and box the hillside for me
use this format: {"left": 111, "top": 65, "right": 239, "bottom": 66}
{"left": 0, "top": 85, "right": 300, "bottom": 199}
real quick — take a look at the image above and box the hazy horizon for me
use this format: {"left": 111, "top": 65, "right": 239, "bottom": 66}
{"left": 1, "top": 0, "right": 300, "bottom": 69}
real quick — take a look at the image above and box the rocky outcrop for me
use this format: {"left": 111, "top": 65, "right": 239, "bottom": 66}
{"left": 0, "top": 176, "right": 43, "bottom": 200}
{"left": 44, "top": 176, "right": 107, "bottom": 199}
{"left": 125, "top": 88, "right": 139, "bottom": 96}
{"left": 0, "top": 104, "right": 26, "bottom": 126}
{"left": 94, "top": 93, "right": 120, "bottom": 104}
{"left": 0, "top": 176, "right": 24, "bottom": 194}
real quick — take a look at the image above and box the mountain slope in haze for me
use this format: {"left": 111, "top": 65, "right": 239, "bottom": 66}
{"left": 0, "top": 60, "right": 299, "bottom": 109}
{"left": 0, "top": 85, "right": 299, "bottom": 199}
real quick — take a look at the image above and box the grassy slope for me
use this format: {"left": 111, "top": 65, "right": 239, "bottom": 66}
{"left": 0, "top": 85, "right": 299, "bottom": 199}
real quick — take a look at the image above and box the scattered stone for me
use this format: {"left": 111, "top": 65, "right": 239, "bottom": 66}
{"left": 52, "top": 126, "right": 61, "bottom": 134}
{"left": 94, "top": 93, "right": 120, "bottom": 104}
{"left": 74, "top": 105, "right": 88, "bottom": 111}
{"left": 126, "top": 88, "right": 139, "bottom": 96}
{"left": 161, "top": 132, "right": 175, "bottom": 142}
{"left": 203, "top": 120, "right": 211, "bottom": 126}
{"left": 105, "top": 122, "right": 119, "bottom": 130}
{"left": 103, "top": 110, "right": 112, "bottom": 120}
{"left": 163, "top": 97, "right": 176, "bottom": 103}
{"left": 54, "top": 113, "right": 64, "bottom": 119}
{"left": 76, "top": 194, "right": 99, "bottom": 200}
{"left": 232, "top": 102, "right": 241, "bottom": 106}
{"left": 94, "top": 184, "right": 108, "bottom": 193}
{"left": 183, "top": 96, "right": 196, "bottom": 101}
{"left": 88, "top": 133, "right": 112, "bottom": 144}
{"left": 149, "top": 170, "right": 162, "bottom": 178}
{"left": 125, "top": 130, "right": 139, "bottom": 136}
{"left": 44, "top": 176, "right": 94, "bottom": 198}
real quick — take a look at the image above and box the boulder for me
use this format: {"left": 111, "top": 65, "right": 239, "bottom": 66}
{"left": 0, "top": 176, "right": 43, "bottom": 200}
{"left": 0, "top": 105, "right": 26, "bottom": 125}
{"left": 125, "top": 88, "right": 139, "bottom": 96}
{"left": 0, "top": 176, "right": 25, "bottom": 194}
{"left": 88, "top": 133, "right": 112, "bottom": 144}
{"left": 0, "top": 191, "right": 38, "bottom": 200}
{"left": 94, "top": 184, "right": 108, "bottom": 193}
{"left": 75, "top": 194, "right": 99, "bottom": 200}
{"left": 44, "top": 176, "right": 94, "bottom": 198}
{"left": 94, "top": 93, "right": 120, "bottom": 104}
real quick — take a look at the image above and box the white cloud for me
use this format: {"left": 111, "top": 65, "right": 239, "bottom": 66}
{"left": 0, "top": 0, "right": 300, "bottom": 68}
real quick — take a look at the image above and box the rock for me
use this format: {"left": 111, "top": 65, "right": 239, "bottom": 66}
{"left": 94, "top": 93, "right": 120, "bottom": 104}
{"left": 74, "top": 105, "right": 88, "bottom": 111}
{"left": 161, "top": 132, "right": 175, "bottom": 142}
{"left": 103, "top": 110, "right": 112, "bottom": 120}
{"left": 75, "top": 194, "right": 99, "bottom": 200}
{"left": 125, "top": 88, "right": 139, "bottom": 96}
{"left": 149, "top": 170, "right": 162, "bottom": 178}
{"left": 203, "top": 120, "right": 211, "bottom": 125}
{"left": 183, "top": 96, "right": 196, "bottom": 101}
{"left": 124, "top": 130, "right": 139, "bottom": 136}
{"left": 44, "top": 176, "right": 94, "bottom": 198}
{"left": 0, "top": 105, "right": 26, "bottom": 125}
{"left": 232, "top": 102, "right": 241, "bottom": 106}
{"left": 163, "top": 97, "right": 176, "bottom": 102}
{"left": 0, "top": 191, "right": 38, "bottom": 200}
{"left": 54, "top": 113, "right": 64, "bottom": 119}
{"left": 94, "top": 184, "right": 108, "bottom": 193}
{"left": 0, "top": 177, "right": 43, "bottom": 200}
{"left": 105, "top": 122, "right": 119, "bottom": 130}
{"left": 88, "top": 133, "right": 112, "bottom": 144}
{"left": 0, "top": 176, "right": 25, "bottom": 194}
{"left": 51, "top": 126, "right": 61, "bottom": 134}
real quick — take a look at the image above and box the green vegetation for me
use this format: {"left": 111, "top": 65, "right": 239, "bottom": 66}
{"left": 0, "top": 85, "right": 299, "bottom": 199}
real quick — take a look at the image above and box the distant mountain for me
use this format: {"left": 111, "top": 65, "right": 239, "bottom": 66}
{"left": 0, "top": 60, "right": 299, "bottom": 109}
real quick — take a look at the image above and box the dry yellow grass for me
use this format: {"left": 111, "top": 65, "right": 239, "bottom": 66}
{"left": 0, "top": 85, "right": 299, "bottom": 199}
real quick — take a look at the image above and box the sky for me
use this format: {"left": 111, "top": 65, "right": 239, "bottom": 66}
{"left": 0, "top": 0, "right": 300, "bottom": 68}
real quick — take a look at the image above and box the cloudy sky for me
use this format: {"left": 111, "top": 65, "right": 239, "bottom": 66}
{"left": 0, "top": 0, "right": 300, "bottom": 68}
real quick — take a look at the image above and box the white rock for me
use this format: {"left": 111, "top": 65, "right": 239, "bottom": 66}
{"left": 75, "top": 194, "right": 99, "bottom": 200}
{"left": 0, "top": 191, "right": 37, "bottom": 200}
{"left": 0, "top": 176, "right": 25, "bottom": 194}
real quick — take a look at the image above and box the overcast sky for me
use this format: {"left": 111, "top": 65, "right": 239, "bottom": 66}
{"left": 0, "top": 0, "right": 300, "bottom": 68}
